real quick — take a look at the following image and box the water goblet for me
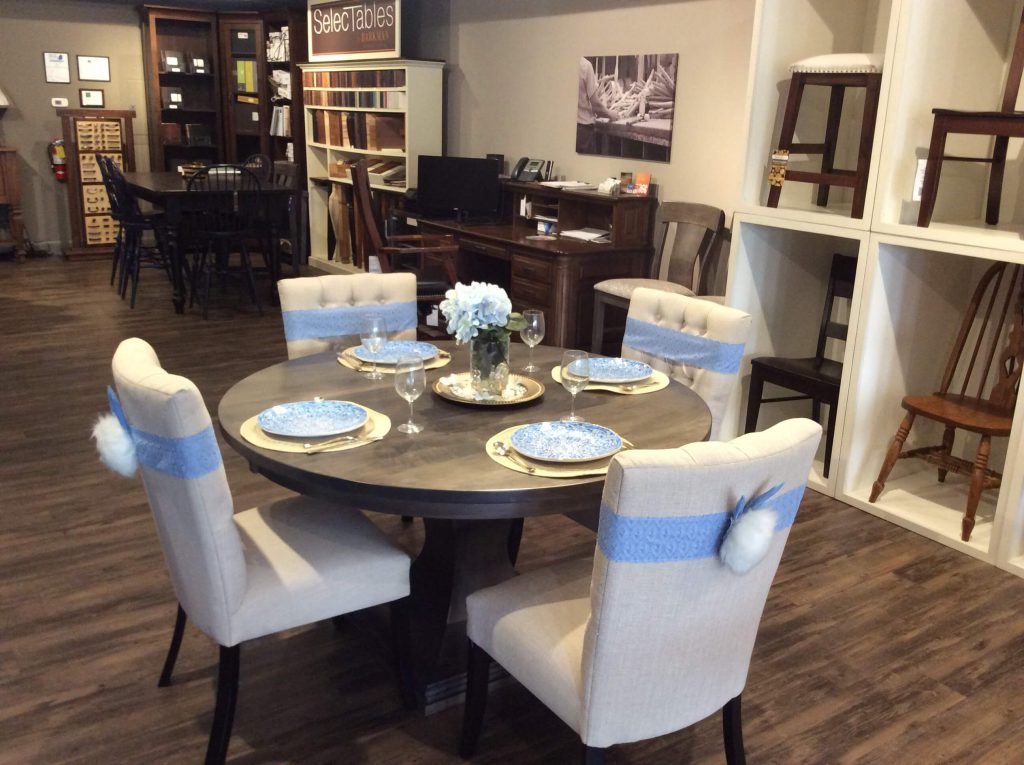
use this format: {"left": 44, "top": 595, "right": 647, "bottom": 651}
{"left": 394, "top": 356, "right": 426, "bottom": 434}
{"left": 359, "top": 313, "right": 388, "bottom": 380}
{"left": 520, "top": 309, "right": 545, "bottom": 374}
{"left": 560, "top": 350, "right": 589, "bottom": 423}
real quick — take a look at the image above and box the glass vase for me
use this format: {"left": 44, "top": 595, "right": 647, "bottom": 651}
{"left": 469, "top": 329, "right": 511, "bottom": 397}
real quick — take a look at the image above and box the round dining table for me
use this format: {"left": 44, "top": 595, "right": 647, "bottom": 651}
{"left": 218, "top": 340, "right": 711, "bottom": 708}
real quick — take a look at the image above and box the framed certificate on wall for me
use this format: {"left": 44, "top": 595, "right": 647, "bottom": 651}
{"left": 77, "top": 55, "right": 111, "bottom": 82}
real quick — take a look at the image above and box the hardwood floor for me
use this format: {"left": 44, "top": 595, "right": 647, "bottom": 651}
{"left": 2, "top": 256, "right": 1023, "bottom": 764}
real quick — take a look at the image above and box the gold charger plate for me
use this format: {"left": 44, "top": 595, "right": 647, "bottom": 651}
{"left": 433, "top": 372, "right": 545, "bottom": 407}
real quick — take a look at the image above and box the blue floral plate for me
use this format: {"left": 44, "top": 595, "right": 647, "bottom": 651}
{"left": 569, "top": 357, "right": 652, "bottom": 384}
{"left": 353, "top": 340, "right": 439, "bottom": 365}
{"left": 510, "top": 421, "right": 622, "bottom": 463}
{"left": 257, "top": 400, "right": 369, "bottom": 438}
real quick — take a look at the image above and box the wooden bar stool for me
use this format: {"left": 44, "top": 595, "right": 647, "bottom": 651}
{"left": 766, "top": 54, "right": 882, "bottom": 219}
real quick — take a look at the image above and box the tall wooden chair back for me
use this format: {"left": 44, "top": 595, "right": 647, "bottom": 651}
{"left": 813, "top": 253, "right": 858, "bottom": 365}
{"left": 917, "top": 8, "right": 1024, "bottom": 226}
{"left": 350, "top": 160, "right": 389, "bottom": 267}
{"left": 871, "top": 260, "right": 1024, "bottom": 541}
{"left": 655, "top": 201, "right": 726, "bottom": 295}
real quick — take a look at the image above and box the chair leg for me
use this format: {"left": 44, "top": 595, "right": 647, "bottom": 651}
{"left": 722, "top": 694, "right": 747, "bottom": 765}
{"left": 507, "top": 517, "right": 525, "bottom": 566}
{"left": 158, "top": 603, "right": 187, "bottom": 688}
{"left": 870, "top": 412, "right": 916, "bottom": 502}
{"left": 937, "top": 426, "right": 955, "bottom": 482}
{"left": 917, "top": 121, "right": 949, "bottom": 227}
{"left": 986, "top": 135, "right": 1009, "bottom": 225}
{"left": 811, "top": 398, "right": 821, "bottom": 424}
{"left": 851, "top": 75, "right": 881, "bottom": 220}
{"left": 962, "top": 435, "right": 991, "bottom": 542}
{"left": 110, "top": 226, "right": 123, "bottom": 286}
{"left": 129, "top": 231, "right": 143, "bottom": 309}
{"left": 205, "top": 644, "right": 241, "bottom": 765}
{"left": 816, "top": 84, "right": 846, "bottom": 207}
{"left": 591, "top": 294, "right": 607, "bottom": 354}
{"left": 766, "top": 74, "right": 805, "bottom": 208}
{"left": 240, "top": 244, "right": 263, "bottom": 315}
{"left": 743, "top": 367, "right": 764, "bottom": 434}
{"left": 459, "top": 640, "right": 492, "bottom": 759}
{"left": 823, "top": 398, "right": 839, "bottom": 480}
{"left": 582, "top": 745, "right": 608, "bottom": 765}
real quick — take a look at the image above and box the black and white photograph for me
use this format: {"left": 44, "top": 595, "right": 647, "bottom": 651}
{"left": 576, "top": 53, "right": 678, "bottom": 162}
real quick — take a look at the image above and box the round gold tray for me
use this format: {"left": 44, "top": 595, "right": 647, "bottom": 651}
{"left": 432, "top": 372, "right": 544, "bottom": 407}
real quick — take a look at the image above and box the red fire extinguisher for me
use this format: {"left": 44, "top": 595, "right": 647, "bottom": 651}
{"left": 48, "top": 139, "right": 67, "bottom": 182}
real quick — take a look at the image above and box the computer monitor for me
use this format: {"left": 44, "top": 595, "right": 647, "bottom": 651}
{"left": 416, "top": 155, "right": 501, "bottom": 220}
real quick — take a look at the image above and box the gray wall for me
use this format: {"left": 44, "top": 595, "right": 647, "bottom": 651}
{"left": 0, "top": 0, "right": 151, "bottom": 252}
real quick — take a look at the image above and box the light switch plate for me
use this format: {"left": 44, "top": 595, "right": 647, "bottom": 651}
{"left": 51, "top": 97, "right": 69, "bottom": 107}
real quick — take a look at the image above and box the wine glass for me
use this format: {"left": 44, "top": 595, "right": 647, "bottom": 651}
{"left": 520, "top": 309, "right": 545, "bottom": 374}
{"left": 394, "top": 356, "right": 426, "bottom": 434}
{"left": 560, "top": 350, "right": 589, "bottom": 422}
{"left": 359, "top": 313, "right": 388, "bottom": 380}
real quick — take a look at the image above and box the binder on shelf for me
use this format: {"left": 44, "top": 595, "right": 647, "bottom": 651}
{"left": 160, "top": 86, "right": 184, "bottom": 109}
{"left": 234, "top": 101, "right": 260, "bottom": 135}
{"left": 184, "top": 123, "right": 212, "bottom": 146}
{"left": 160, "top": 50, "right": 185, "bottom": 73}
{"left": 188, "top": 54, "right": 208, "bottom": 74}
{"left": 230, "top": 29, "right": 256, "bottom": 56}
{"left": 159, "top": 122, "right": 182, "bottom": 146}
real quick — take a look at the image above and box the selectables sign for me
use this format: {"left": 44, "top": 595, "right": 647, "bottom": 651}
{"left": 308, "top": 0, "right": 402, "bottom": 61}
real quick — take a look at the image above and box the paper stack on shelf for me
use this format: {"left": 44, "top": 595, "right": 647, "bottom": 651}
{"left": 539, "top": 180, "right": 597, "bottom": 190}
{"left": 560, "top": 227, "right": 608, "bottom": 242}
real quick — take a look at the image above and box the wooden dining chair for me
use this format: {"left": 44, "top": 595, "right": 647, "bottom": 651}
{"left": 745, "top": 253, "right": 858, "bottom": 478}
{"left": 870, "top": 261, "right": 1024, "bottom": 541}
{"left": 766, "top": 54, "right": 883, "bottom": 219}
{"left": 277, "top": 272, "right": 418, "bottom": 359}
{"left": 591, "top": 202, "right": 725, "bottom": 354}
{"left": 108, "top": 337, "right": 413, "bottom": 764}
{"left": 918, "top": 9, "right": 1024, "bottom": 227}
{"left": 350, "top": 159, "right": 458, "bottom": 323}
{"left": 461, "top": 419, "right": 822, "bottom": 765}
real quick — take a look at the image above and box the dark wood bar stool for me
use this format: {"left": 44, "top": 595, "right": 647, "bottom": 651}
{"left": 917, "top": 8, "right": 1024, "bottom": 227}
{"left": 766, "top": 54, "right": 882, "bottom": 219}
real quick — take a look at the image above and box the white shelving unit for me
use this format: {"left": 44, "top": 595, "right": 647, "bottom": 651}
{"left": 727, "top": 0, "right": 1024, "bottom": 574}
{"left": 300, "top": 59, "right": 443, "bottom": 269}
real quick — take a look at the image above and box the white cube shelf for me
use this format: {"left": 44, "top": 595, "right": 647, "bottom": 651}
{"left": 837, "top": 235, "right": 1023, "bottom": 560}
{"left": 874, "top": 0, "right": 1024, "bottom": 243}
{"left": 737, "top": 0, "right": 898, "bottom": 227}
{"left": 724, "top": 213, "right": 870, "bottom": 494}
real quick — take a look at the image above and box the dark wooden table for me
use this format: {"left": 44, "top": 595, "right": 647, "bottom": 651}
{"left": 124, "top": 171, "right": 294, "bottom": 314}
{"left": 218, "top": 341, "right": 711, "bottom": 708}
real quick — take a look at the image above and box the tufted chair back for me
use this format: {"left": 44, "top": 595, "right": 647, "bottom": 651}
{"left": 622, "top": 287, "right": 750, "bottom": 439}
{"left": 277, "top": 273, "right": 418, "bottom": 359}
{"left": 111, "top": 338, "right": 245, "bottom": 647}
{"left": 581, "top": 418, "right": 821, "bottom": 747}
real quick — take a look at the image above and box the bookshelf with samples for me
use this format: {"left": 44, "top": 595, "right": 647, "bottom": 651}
{"left": 300, "top": 59, "right": 443, "bottom": 266}
{"left": 218, "top": 13, "right": 268, "bottom": 162}
{"left": 264, "top": 8, "right": 307, "bottom": 173}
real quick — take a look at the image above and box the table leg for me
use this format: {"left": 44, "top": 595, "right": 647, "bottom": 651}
{"left": 405, "top": 517, "right": 518, "bottom": 711}
{"left": 168, "top": 223, "right": 185, "bottom": 314}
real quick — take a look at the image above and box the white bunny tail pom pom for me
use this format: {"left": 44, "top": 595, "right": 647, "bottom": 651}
{"left": 719, "top": 508, "right": 777, "bottom": 574}
{"left": 92, "top": 413, "right": 138, "bottom": 477}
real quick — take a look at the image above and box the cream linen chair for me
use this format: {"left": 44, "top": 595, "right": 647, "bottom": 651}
{"left": 623, "top": 287, "right": 751, "bottom": 439}
{"left": 590, "top": 202, "right": 725, "bottom": 354}
{"left": 110, "top": 338, "right": 411, "bottom": 764}
{"left": 277, "top": 272, "right": 418, "bottom": 359}
{"left": 461, "top": 419, "right": 822, "bottom": 764}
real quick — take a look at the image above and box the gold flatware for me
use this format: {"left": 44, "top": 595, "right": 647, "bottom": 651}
{"left": 492, "top": 440, "right": 536, "bottom": 473}
{"left": 304, "top": 434, "right": 383, "bottom": 454}
{"left": 620, "top": 380, "right": 658, "bottom": 392}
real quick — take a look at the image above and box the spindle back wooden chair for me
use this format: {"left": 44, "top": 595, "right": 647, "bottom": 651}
{"left": 870, "top": 261, "right": 1024, "bottom": 541}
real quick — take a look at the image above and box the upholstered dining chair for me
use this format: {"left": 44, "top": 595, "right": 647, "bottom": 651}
{"left": 917, "top": 7, "right": 1024, "bottom": 227}
{"left": 622, "top": 287, "right": 752, "bottom": 439}
{"left": 461, "top": 418, "right": 822, "bottom": 765}
{"left": 277, "top": 272, "right": 418, "bottom": 359}
{"left": 590, "top": 202, "right": 725, "bottom": 354}
{"left": 109, "top": 337, "right": 412, "bottom": 764}
{"left": 870, "top": 261, "right": 1024, "bottom": 542}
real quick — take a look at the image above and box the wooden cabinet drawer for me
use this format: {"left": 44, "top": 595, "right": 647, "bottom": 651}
{"left": 511, "top": 250, "right": 554, "bottom": 283}
{"left": 458, "top": 236, "right": 508, "bottom": 260}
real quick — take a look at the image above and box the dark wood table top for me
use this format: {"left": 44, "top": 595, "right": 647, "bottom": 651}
{"left": 218, "top": 341, "right": 711, "bottom": 519}
{"left": 417, "top": 219, "right": 635, "bottom": 255}
{"left": 124, "top": 170, "right": 294, "bottom": 196}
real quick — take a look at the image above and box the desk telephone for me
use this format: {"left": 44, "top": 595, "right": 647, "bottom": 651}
{"left": 512, "top": 157, "right": 549, "bottom": 182}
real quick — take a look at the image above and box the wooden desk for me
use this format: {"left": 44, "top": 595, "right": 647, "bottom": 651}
{"left": 0, "top": 148, "right": 24, "bottom": 258}
{"left": 418, "top": 182, "right": 656, "bottom": 349}
{"left": 218, "top": 341, "right": 711, "bottom": 709}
